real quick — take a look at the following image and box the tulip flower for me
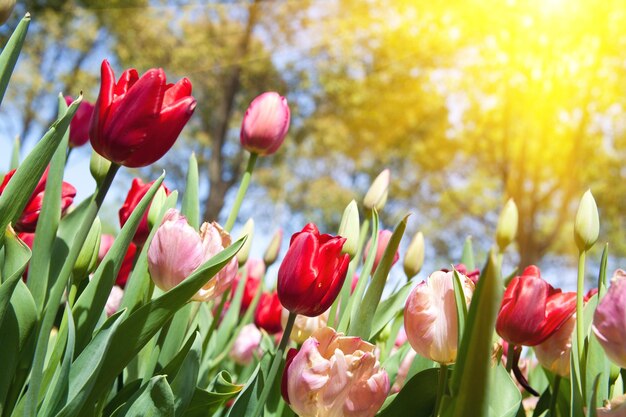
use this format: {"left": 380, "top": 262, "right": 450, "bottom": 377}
{"left": 263, "top": 228, "right": 283, "bottom": 266}
{"left": 231, "top": 259, "right": 264, "bottom": 313}
{"left": 364, "top": 230, "right": 399, "bottom": 273}
{"left": 0, "top": 168, "right": 76, "bottom": 233}
{"left": 593, "top": 269, "right": 626, "bottom": 368}
{"left": 230, "top": 324, "right": 262, "bottom": 365}
{"left": 89, "top": 59, "right": 196, "bottom": 168}
{"left": 403, "top": 231, "right": 424, "bottom": 279}
{"left": 363, "top": 169, "right": 390, "bottom": 211}
{"left": 254, "top": 291, "right": 283, "bottom": 334}
{"left": 281, "top": 327, "right": 389, "bottom": 417}
{"left": 597, "top": 394, "right": 626, "bottom": 417}
{"left": 240, "top": 92, "right": 290, "bottom": 156}
{"left": 147, "top": 209, "right": 238, "bottom": 302}
{"left": 495, "top": 198, "right": 518, "bottom": 252}
{"left": 283, "top": 309, "right": 329, "bottom": 344}
{"left": 441, "top": 263, "right": 480, "bottom": 285}
{"left": 98, "top": 234, "right": 137, "bottom": 288}
{"left": 119, "top": 178, "right": 170, "bottom": 246}
{"left": 0, "top": 0, "right": 15, "bottom": 25}
{"left": 105, "top": 286, "right": 124, "bottom": 317}
{"left": 404, "top": 270, "right": 474, "bottom": 364}
{"left": 277, "top": 223, "right": 350, "bottom": 317}
{"left": 534, "top": 313, "right": 575, "bottom": 377}
{"left": 496, "top": 266, "right": 576, "bottom": 346}
{"left": 65, "top": 96, "right": 95, "bottom": 148}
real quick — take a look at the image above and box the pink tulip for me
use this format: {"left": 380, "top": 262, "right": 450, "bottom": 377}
{"left": 404, "top": 270, "right": 474, "bottom": 364}
{"left": 593, "top": 269, "right": 626, "bottom": 368}
{"left": 229, "top": 324, "right": 262, "bottom": 365}
{"left": 597, "top": 394, "right": 626, "bottom": 417}
{"left": 105, "top": 286, "right": 124, "bottom": 317}
{"left": 147, "top": 209, "right": 238, "bottom": 302}
{"left": 240, "top": 92, "right": 290, "bottom": 156}
{"left": 364, "top": 230, "right": 399, "bottom": 273}
{"left": 534, "top": 313, "right": 575, "bottom": 377}
{"left": 391, "top": 349, "right": 416, "bottom": 393}
{"left": 281, "top": 327, "right": 389, "bottom": 417}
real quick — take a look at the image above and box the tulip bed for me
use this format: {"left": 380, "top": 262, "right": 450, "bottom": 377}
{"left": 0, "top": 13, "right": 624, "bottom": 417}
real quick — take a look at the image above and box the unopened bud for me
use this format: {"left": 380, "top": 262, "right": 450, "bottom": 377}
{"left": 73, "top": 217, "right": 101, "bottom": 280}
{"left": 263, "top": 228, "right": 283, "bottom": 266}
{"left": 237, "top": 218, "right": 254, "bottom": 266}
{"left": 147, "top": 187, "right": 168, "bottom": 229}
{"left": 403, "top": 231, "right": 424, "bottom": 279}
{"left": 90, "top": 150, "right": 111, "bottom": 186}
{"left": 574, "top": 190, "right": 599, "bottom": 252}
{"left": 0, "top": 1, "right": 15, "bottom": 25}
{"left": 337, "top": 200, "right": 360, "bottom": 257}
{"left": 496, "top": 199, "right": 518, "bottom": 251}
{"left": 363, "top": 169, "right": 390, "bottom": 211}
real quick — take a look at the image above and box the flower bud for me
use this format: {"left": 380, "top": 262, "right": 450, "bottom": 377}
{"left": 574, "top": 189, "right": 599, "bottom": 252}
{"left": 147, "top": 209, "right": 238, "bottom": 301}
{"left": 230, "top": 324, "right": 262, "bottom": 365}
{"left": 0, "top": 0, "right": 15, "bottom": 26}
{"left": 337, "top": 200, "right": 360, "bottom": 257}
{"left": 404, "top": 270, "right": 474, "bottom": 364}
{"left": 363, "top": 169, "right": 390, "bottom": 211}
{"left": 90, "top": 150, "right": 112, "bottom": 186}
{"left": 593, "top": 270, "right": 626, "bottom": 368}
{"left": 403, "top": 231, "right": 424, "bottom": 279}
{"left": 281, "top": 327, "right": 389, "bottom": 417}
{"left": 496, "top": 198, "right": 518, "bottom": 251}
{"left": 236, "top": 218, "right": 254, "bottom": 266}
{"left": 240, "top": 92, "right": 290, "bottom": 156}
{"left": 283, "top": 309, "right": 329, "bottom": 344}
{"left": 73, "top": 217, "right": 101, "bottom": 281}
{"left": 263, "top": 228, "right": 283, "bottom": 267}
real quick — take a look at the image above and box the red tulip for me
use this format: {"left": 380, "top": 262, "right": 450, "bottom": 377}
{"left": 0, "top": 168, "right": 76, "bottom": 233}
{"left": 496, "top": 266, "right": 576, "bottom": 346}
{"left": 119, "top": 178, "right": 170, "bottom": 246}
{"left": 65, "top": 96, "right": 95, "bottom": 148}
{"left": 277, "top": 223, "right": 350, "bottom": 317}
{"left": 89, "top": 59, "right": 196, "bottom": 168}
{"left": 98, "top": 234, "right": 138, "bottom": 288}
{"left": 254, "top": 291, "right": 283, "bottom": 334}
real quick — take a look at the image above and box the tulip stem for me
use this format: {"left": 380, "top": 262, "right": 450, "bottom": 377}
{"left": 224, "top": 152, "right": 258, "bottom": 232}
{"left": 251, "top": 311, "right": 297, "bottom": 417}
{"left": 549, "top": 375, "right": 561, "bottom": 416}
{"left": 576, "top": 250, "right": 586, "bottom": 365}
{"left": 434, "top": 364, "right": 448, "bottom": 416}
{"left": 505, "top": 343, "right": 515, "bottom": 373}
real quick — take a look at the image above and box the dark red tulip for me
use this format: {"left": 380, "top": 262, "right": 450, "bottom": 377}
{"left": 0, "top": 168, "right": 76, "bottom": 233}
{"left": 90, "top": 59, "right": 196, "bottom": 168}
{"left": 277, "top": 223, "right": 350, "bottom": 317}
{"left": 98, "top": 234, "right": 138, "bottom": 288}
{"left": 496, "top": 265, "right": 576, "bottom": 346}
{"left": 119, "top": 178, "right": 170, "bottom": 246}
{"left": 254, "top": 291, "right": 283, "bottom": 334}
{"left": 65, "top": 96, "right": 95, "bottom": 148}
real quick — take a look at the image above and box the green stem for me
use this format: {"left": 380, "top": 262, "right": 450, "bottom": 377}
{"left": 434, "top": 364, "right": 448, "bottom": 417}
{"left": 549, "top": 375, "right": 561, "bottom": 416}
{"left": 24, "top": 163, "right": 119, "bottom": 417}
{"left": 67, "top": 282, "right": 79, "bottom": 308}
{"left": 224, "top": 152, "right": 258, "bottom": 232}
{"left": 505, "top": 343, "right": 515, "bottom": 373}
{"left": 250, "top": 312, "right": 297, "bottom": 417}
{"left": 576, "top": 250, "right": 586, "bottom": 365}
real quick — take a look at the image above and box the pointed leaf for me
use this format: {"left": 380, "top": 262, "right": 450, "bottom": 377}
{"left": 0, "top": 14, "right": 30, "bottom": 106}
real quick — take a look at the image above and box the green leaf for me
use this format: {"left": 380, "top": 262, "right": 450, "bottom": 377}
{"left": 185, "top": 371, "right": 243, "bottom": 417}
{"left": 0, "top": 228, "right": 30, "bottom": 311}
{"left": 55, "top": 310, "right": 126, "bottom": 417}
{"left": 228, "top": 352, "right": 273, "bottom": 417}
{"left": 27, "top": 94, "right": 70, "bottom": 311}
{"left": 353, "top": 214, "right": 408, "bottom": 340}
{"left": 38, "top": 304, "right": 75, "bottom": 417}
{"left": 181, "top": 152, "right": 199, "bottom": 230}
{"left": 460, "top": 236, "right": 475, "bottom": 270}
{"left": 0, "top": 281, "right": 38, "bottom": 416}
{"left": 445, "top": 252, "right": 503, "bottom": 417}
{"left": 452, "top": 269, "right": 468, "bottom": 344}
{"left": 376, "top": 368, "right": 439, "bottom": 417}
{"left": 588, "top": 375, "right": 601, "bottom": 417}
{"left": 489, "top": 364, "right": 522, "bottom": 417}
{"left": 80, "top": 237, "right": 245, "bottom": 412}
{"left": 110, "top": 376, "right": 175, "bottom": 417}
{"left": 371, "top": 280, "right": 413, "bottom": 342}
{"left": 0, "top": 14, "right": 30, "bottom": 106}
{"left": 72, "top": 174, "right": 165, "bottom": 354}
{"left": 10, "top": 135, "right": 19, "bottom": 170}
{"left": 597, "top": 243, "right": 609, "bottom": 298}
{"left": 585, "top": 295, "right": 608, "bottom": 409}
{"left": 169, "top": 331, "right": 202, "bottom": 416}
{"left": 0, "top": 96, "right": 81, "bottom": 249}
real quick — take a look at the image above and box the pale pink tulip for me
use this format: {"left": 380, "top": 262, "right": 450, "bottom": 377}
{"left": 404, "top": 270, "right": 474, "bottom": 364}
{"left": 230, "top": 324, "right": 262, "bottom": 365}
{"left": 391, "top": 349, "right": 416, "bottom": 393}
{"left": 147, "top": 209, "right": 238, "bottom": 302}
{"left": 240, "top": 92, "right": 290, "bottom": 156}
{"left": 363, "top": 230, "right": 399, "bottom": 273}
{"left": 282, "top": 327, "right": 389, "bottom": 417}
{"left": 598, "top": 394, "right": 626, "bottom": 417}
{"left": 593, "top": 270, "right": 626, "bottom": 368}
{"left": 535, "top": 312, "right": 576, "bottom": 377}
{"left": 283, "top": 308, "right": 329, "bottom": 344}
{"left": 105, "top": 286, "right": 124, "bottom": 317}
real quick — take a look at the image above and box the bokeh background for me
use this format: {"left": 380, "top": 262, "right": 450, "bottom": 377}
{"left": 1, "top": 0, "right": 625, "bottom": 286}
